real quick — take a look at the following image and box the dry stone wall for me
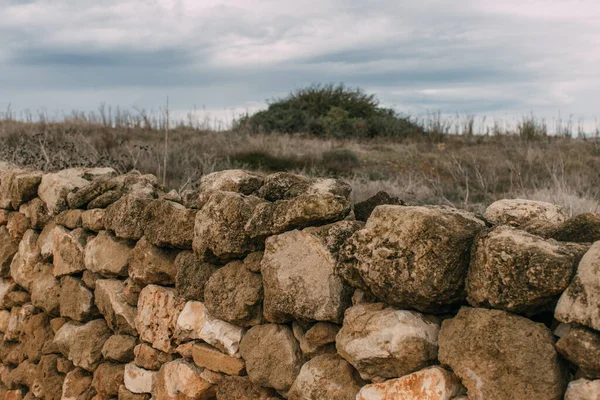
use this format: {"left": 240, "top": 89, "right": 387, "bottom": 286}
{"left": 0, "top": 165, "right": 599, "bottom": 399}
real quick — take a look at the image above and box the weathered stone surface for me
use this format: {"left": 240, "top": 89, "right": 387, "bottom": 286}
{"left": 467, "top": 225, "right": 587, "bottom": 314}
{"left": 53, "top": 227, "right": 91, "bottom": 277}
{"left": 288, "top": 354, "right": 364, "bottom": 400}
{"left": 0, "top": 227, "right": 18, "bottom": 277}
{"left": 5, "top": 359, "right": 36, "bottom": 389}
{"left": 67, "top": 178, "right": 119, "bottom": 209}
{"left": 216, "top": 376, "right": 276, "bottom": 400}
{"left": 135, "top": 285, "right": 184, "bottom": 353}
{"left": 193, "top": 191, "right": 265, "bottom": 261}
{"left": 10, "top": 229, "right": 41, "bottom": 291}
{"left": 124, "top": 363, "right": 155, "bottom": 394}
{"left": 20, "top": 312, "right": 54, "bottom": 362}
{"left": 484, "top": 198, "right": 568, "bottom": 227}
{"left": 53, "top": 319, "right": 111, "bottom": 371}
{"left": 239, "top": 324, "right": 303, "bottom": 392}
{"left": 356, "top": 366, "right": 465, "bottom": 400}
{"left": 32, "top": 354, "right": 65, "bottom": 400}
{"left": 104, "top": 195, "right": 153, "bottom": 240}
{"left": 84, "top": 231, "right": 133, "bottom": 278}
{"left": 30, "top": 269, "right": 61, "bottom": 315}
{"left": 95, "top": 279, "right": 137, "bottom": 335}
{"left": 92, "top": 362, "right": 124, "bottom": 398}
{"left": 192, "top": 343, "right": 245, "bottom": 375}
{"left": 438, "top": 307, "right": 566, "bottom": 400}
{"left": 38, "top": 221, "right": 58, "bottom": 262}
{"left": 354, "top": 191, "right": 403, "bottom": 222}
{"left": 556, "top": 326, "right": 600, "bottom": 379}
{"left": 101, "top": 335, "right": 137, "bottom": 363}
{"left": 123, "top": 278, "right": 142, "bottom": 306}
{"left": 81, "top": 270, "right": 100, "bottom": 290}
{"left": 336, "top": 303, "right": 440, "bottom": 382}
{"left": 556, "top": 241, "right": 600, "bottom": 331}
{"left": 176, "top": 301, "right": 244, "bottom": 356}
{"left": 60, "top": 276, "right": 97, "bottom": 322}
{"left": 174, "top": 251, "right": 216, "bottom": 302}
{"left": 0, "top": 310, "right": 9, "bottom": 332}
{"left": 5, "top": 304, "right": 35, "bottom": 342}
{"left": 262, "top": 222, "right": 361, "bottom": 324}
{"left": 62, "top": 368, "right": 95, "bottom": 400}
{"left": 19, "top": 198, "right": 50, "bottom": 230}
{"left": 134, "top": 343, "right": 174, "bottom": 371}
{"left": 0, "top": 278, "right": 18, "bottom": 309}
{"left": 153, "top": 359, "right": 216, "bottom": 400}
{"left": 56, "top": 209, "right": 84, "bottom": 229}
{"left": 81, "top": 209, "right": 105, "bottom": 232}
{"left": 526, "top": 213, "right": 600, "bottom": 243}
{"left": 119, "top": 385, "right": 151, "bottom": 400}
{"left": 200, "top": 170, "right": 264, "bottom": 195}
{"left": 204, "top": 259, "right": 263, "bottom": 327}
{"left": 143, "top": 200, "right": 196, "bottom": 249}
{"left": 38, "top": 169, "right": 93, "bottom": 215}
{"left": 0, "top": 169, "right": 42, "bottom": 210}
{"left": 292, "top": 322, "right": 336, "bottom": 359}
{"left": 129, "top": 237, "right": 179, "bottom": 285}
{"left": 256, "top": 172, "right": 311, "bottom": 202}
{"left": 304, "top": 322, "right": 339, "bottom": 347}
{"left": 6, "top": 212, "right": 29, "bottom": 242}
{"left": 564, "top": 378, "right": 600, "bottom": 400}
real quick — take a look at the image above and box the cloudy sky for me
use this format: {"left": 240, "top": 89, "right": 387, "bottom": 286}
{"left": 1, "top": 0, "right": 599, "bottom": 130}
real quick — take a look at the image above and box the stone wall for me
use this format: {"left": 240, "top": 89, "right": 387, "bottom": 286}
{"left": 0, "top": 166, "right": 599, "bottom": 400}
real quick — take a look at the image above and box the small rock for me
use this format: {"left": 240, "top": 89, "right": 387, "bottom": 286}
{"left": 18, "top": 198, "right": 50, "bottom": 230}
{"left": 200, "top": 170, "right": 264, "bottom": 195}
{"left": 174, "top": 251, "right": 216, "bottom": 302}
{"left": 67, "top": 178, "right": 119, "bottom": 209}
{"left": 20, "top": 312, "right": 54, "bottom": 362}
{"left": 84, "top": 230, "right": 133, "bottom": 277}
{"left": 38, "top": 221, "right": 58, "bottom": 262}
{"left": 53, "top": 319, "right": 112, "bottom": 371}
{"left": 292, "top": 322, "right": 335, "bottom": 359}
{"left": 191, "top": 343, "right": 246, "bottom": 375}
{"left": 52, "top": 227, "right": 91, "bottom": 277}
{"left": 564, "top": 378, "right": 600, "bottom": 400}
{"left": 216, "top": 376, "right": 277, "bottom": 400}
{"left": 56, "top": 209, "right": 84, "bottom": 229}
{"left": 6, "top": 212, "right": 29, "bottom": 242}
{"left": 32, "top": 354, "right": 66, "bottom": 400}
{"left": 0, "top": 310, "right": 9, "bottom": 332}
{"left": 129, "top": 237, "right": 179, "bottom": 285}
{"left": 353, "top": 191, "right": 403, "bottom": 222}
{"left": 30, "top": 269, "right": 61, "bottom": 315}
{"left": 124, "top": 363, "right": 155, "bottom": 394}
{"left": 556, "top": 326, "right": 600, "bottom": 379}
{"left": 484, "top": 199, "right": 568, "bottom": 227}
{"left": 10, "top": 229, "right": 41, "bottom": 291}
{"left": 123, "top": 278, "right": 143, "bottom": 306}
{"left": 81, "top": 270, "right": 100, "bottom": 290}
{"left": 62, "top": 368, "right": 95, "bottom": 400}
{"left": 95, "top": 279, "right": 137, "bottom": 335}
{"left": 143, "top": 200, "right": 197, "bottom": 249}
{"left": 5, "top": 304, "right": 35, "bottom": 341}
{"left": 134, "top": 343, "right": 174, "bottom": 371}
{"left": 101, "top": 335, "right": 137, "bottom": 363}
{"left": 119, "top": 385, "right": 151, "bottom": 400}
{"left": 81, "top": 209, "right": 105, "bottom": 232}
{"left": 0, "top": 227, "right": 19, "bottom": 277}
{"left": 152, "top": 359, "right": 216, "bottom": 400}
{"left": 304, "top": 322, "right": 339, "bottom": 347}
{"left": 92, "top": 362, "right": 124, "bottom": 398}
{"left": 104, "top": 195, "right": 153, "bottom": 240}
{"left": 175, "top": 342, "right": 195, "bottom": 359}
{"left": 60, "top": 276, "right": 97, "bottom": 322}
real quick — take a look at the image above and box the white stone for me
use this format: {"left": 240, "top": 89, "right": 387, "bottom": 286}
{"left": 38, "top": 169, "right": 91, "bottom": 215}
{"left": 124, "top": 363, "right": 155, "bottom": 394}
{"left": 564, "top": 378, "right": 600, "bottom": 400}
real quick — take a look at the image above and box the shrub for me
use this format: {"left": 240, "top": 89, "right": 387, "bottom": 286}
{"left": 321, "top": 149, "right": 361, "bottom": 175}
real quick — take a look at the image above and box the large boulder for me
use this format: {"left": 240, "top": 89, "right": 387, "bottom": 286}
{"left": 104, "top": 195, "right": 153, "bottom": 240}
{"left": 467, "top": 225, "right": 587, "bottom": 314}
{"left": 53, "top": 319, "right": 112, "bottom": 371}
{"left": 564, "top": 379, "right": 600, "bottom": 400}
{"left": 556, "top": 326, "right": 600, "bottom": 379}
{"left": 84, "top": 231, "right": 133, "bottom": 277}
{"left": 484, "top": 199, "right": 568, "bottom": 227}
{"left": 336, "top": 303, "right": 440, "bottom": 382}
{"left": 438, "top": 307, "right": 566, "bottom": 400}
{"left": 152, "top": 359, "right": 216, "bottom": 400}
{"left": 239, "top": 324, "right": 303, "bottom": 392}
{"left": 52, "top": 227, "right": 91, "bottom": 277}
{"left": 174, "top": 251, "right": 216, "bottom": 302}
{"left": 143, "top": 200, "right": 197, "bottom": 249}
{"left": 262, "top": 221, "right": 362, "bottom": 324}
{"left": 555, "top": 241, "right": 600, "bottom": 331}
{"left": 288, "top": 354, "right": 365, "bottom": 400}
{"left": 95, "top": 279, "right": 137, "bottom": 335}
{"left": 129, "top": 237, "right": 179, "bottom": 285}
{"left": 337, "top": 206, "right": 484, "bottom": 313}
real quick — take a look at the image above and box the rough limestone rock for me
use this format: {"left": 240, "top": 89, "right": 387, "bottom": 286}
{"left": 467, "top": 225, "right": 587, "bottom": 314}
{"left": 262, "top": 221, "right": 361, "bottom": 324}
{"left": 82, "top": 270, "right": 100, "bottom": 290}
{"left": 129, "top": 237, "right": 179, "bottom": 285}
{"left": 19, "top": 312, "right": 53, "bottom": 362}
{"left": 0, "top": 169, "right": 42, "bottom": 210}
{"left": 37, "top": 221, "right": 58, "bottom": 262}
{"left": 0, "top": 227, "right": 19, "bottom": 276}
{"left": 199, "top": 170, "right": 264, "bottom": 195}
{"left": 216, "top": 376, "right": 276, "bottom": 400}
{"left": 52, "top": 227, "right": 91, "bottom": 277}
{"left": 336, "top": 303, "right": 440, "bottom": 382}
{"left": 38, "top": 169, "right": 95, "bottom": 215}
{"left": 555, "top": 241, "right": 600, "bottom": 331}
{"left": 191, "top": 343, "right": 245, "bottom": 375}
{"left": 53, "top": 319, "right": 112, "bottom": 371}
{"left": 292, "top": 322, "right": 336, "bottom": 360}
{"left": 134, "top": 343, "right": 174, "bottom": 371}
{"left": 193, "top": 191, "right": 265, "bottom": 261}
{"left": 305, "top": 322, "right": 339, "bottom": 347}
{"left": 5, "top": 304, "right": 35, "bottom": 342}
{"left": 66, "top": 177, "right": 119, "bottom": 209}
{"left": 30, "top": 270, "right": 61, "bottom": 315}
{"left": 9, "top": 229, "right": 41, "bottom": 291}
{"left": 101, "top": 335, "right": 137, "bottom": 363}
{"left": 551, "top": 213, "right": 600, "bottom": 242}
{"left": 353, "top": 191, "right": 403, "bottom": 222}
{"left": 123, "top": 278, "right": 143, "bottom": 306}
{"left": 104, "top": 195, "right": 153, "bottom": 240}
{"left": 60, "top": 276, "right": 97, "bottom": 322}
{"left": 239, "top": 324, "right": 303, "bottom": 392}
{"left": 6, "top": 212, "right": 30, "bottom": 242}
{"left": 135, "top": 285, "right": 184, "bottom": 353}
{"left": 204, "top": 259, "right": 263, "bottom": 327}
{"left": 287, "top": 354, "right": 365, "bottom": 400}
{"left": 95, "top": 279, "right": 137, "bottom": 335}
{"left": 56, "top": 209, "right": 84, "bottom": 229}
{"left": 337, "top": 206, "right": 484, "bottom": 313}
{"left": 84, "top": 231, "right": 133, "bottom": 277}
{"left": 32, "top": 354, "right": 65, "bottom": 400}
{"left": 356, "top": 366, "right": 465, "bottom": 400}
{"left": 153, "top": 359, "right": 216, "bottom": 400}
{"left": 19, "top": 198, "right": 50, "bottom": 230}
{"left": 564, "top": 378, "right": 600, "bottom": 400}
{"left": 92, "top": 362, "right": 124, "bottom": 397}
{"left": 124, "top": 363, "right": 155, "bottom": 394}
{"left": 257, "top": 172, "right": 311, "bottom": 201}
{"left": 61, "top": 368, "right": 95, "bottom": 400}
{"left": 438, "top": 307, "right": 566, "bottom": 400}
{"left": 143, "top": 200, "right": 197, "bottom": 249}
{"left": 175, "top": 301, "right": 244, "bottom": 356}
{"left": 81, "top": 209, "right": 105, "bottom": 232}
{"left": 174, "top": 251, "right": 216, "bottom": 302}
{"left": 484, "top": 199, "right": 568, "bottom": 227}
{"left": 556, "top": 326, "right": 600, "bottom": 379}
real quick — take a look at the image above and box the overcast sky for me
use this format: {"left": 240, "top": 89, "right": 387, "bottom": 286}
{"left": 1, "top": 0, "right": 599, "bottom": 130}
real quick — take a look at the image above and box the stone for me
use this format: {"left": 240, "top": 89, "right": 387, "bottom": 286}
{"left": 134, "top": 343, "right": 174, "bottom": 371}
{"left": 123, "top": 278, "right": 142, "bottom": 306}
{"left": 0, "top": 169, "right": 42, "bottom": 210}
{"left": 20, "top": 312, "right": 54, "bottom": 362}
{"left": 353, "top": 191, "right": 403, "bottom": 222}
{"left": 81, "top": 209, "right": 105, "bottom": 232}
{"left": 143, "top": 200, "right": 197, "bottom": 249}
{"left": 239, "top": 324, "right": 303, "bottom": 392}
{"left": 336, "top": 206, "right": 484, "bottom": 313}
{"left": 5, "top": 359, "right": 36, "bottom": 389}
{"left": 176, "top": 342, "right": 194, "bottom": 359}
{"left": 304, "top": 322, "right": 339, "bottom": 347}
{"left": 191, "top": 343, "right": 245, "bottom": 375}
{"left": 32, "top": 354, "right": 65, "bottom": 400}
{"left": 104, "top": 195, "right": 153, "bottom": 240}
{"left": 102, "top": 335, "right": 137, "bottom": 363}
{"left": 175, "top": 301, "right": 245, "bottom": 356}
{"left": 82, "top": 270, "right": 100, "bottom": 289}
{"left": 0, "top": 310, "right": 9, "bottom": 332}
{"left": 49, "top": 317, "right": 67, "bottom": 333}
{"left": 135, "top": 285, "right": 184, "bottom": 353}
{"left": 564, "top": 378, "right": 600, "bottom": 400}
{"left": 9, "top": 229, "right": 41, "bottom": 291}
{"left": 87, "top": 189, "right": 121, "bottom": 209}
{"left": 244, "top": 251, "right": 263, "bottom": 272}
{"left": 124, "top": 363, "right": 155, "bottom": 394}
{"left": 438, "top": 307, "right": 566, "bottom": 400}
{"left": 30, "top": 269, "right": 61, "bottom": 315}
{"left": 95, "top": 279, "right": 137, "bottom": 335}
{"left": 153, "top": 359, "right": 216, "bottom": 400}
{"left": 484, "top": 199, "right": 568, "bottom": 227}
{"left": 53, "top": 227, "right": 91, "bottom": 277}
{"left": 53, "top": 319, "right": 112, "bottom": 371}
{"left": 56, "top": 357, "right": 75, "bottom": 374}
{"left": 84, "top": 231, "right": 133, "bottom": 278}
{"left": 56, "top": 209, "right": 84, "bottom": 229}
{"left": 129, "top": 237, "right": 179, "bottom": 285}
{"left": 92, "top": 362, "right": 124, "bottom": 398}
{"left": 38, "top": 169, "right": 93, "bottom": 215}
{"left": 174, "top": 251, "right": 216, "bottom": 302}
{"left": 200, "top": 170, "right": 264, "bottom": 195}
{"left": 292, "top": 322, "right": 335, "bottom": 359}
{"left": 288, "top": 354, "right": 365, "bottom": 400}
{"left": 262, "top": 221, "right": 361, "bottom": 324}
{"left": 216, "top": 376, "right": 277, "bottom": 400}
{"left": 62, "top": 368, "right": 95, "bottom": 400}
{"left": 356, "top": 366, "right": 465, "bottom": 400}
{"left": 38, "top": 221, "right": 58, "bottom": 262}
{"left": 555, "top": 241, "right": 600, "bottom": 331}
{"left": 193, "top": 191, "right": 265, "bottom": 262}
{"left": 257, "top": 172, "right": 311, "bottom": 201}
{"left": 336, "top": 303, "right": 440, "bottom": 382}
{"left": 526, "top": 213, "right": 600, "bottom": 243}
{"left": 19, "top": 198, "right": 50, "bottom": 230}
{"left": 119, "top": 385, "right": 151, "bottom": 400}
{"left": 60, "top": 276, "right": 97, "bottom": 322}
{"left": 204, "top": 259, "right": 263, "bottom": 327}
{"left": 67, "top": 178, "right": 119, "bottom": 209}
{"left": 0, "top": 278, "right": 18, "bottom": 309}
{"left": 0, "top": 227, "right": 18, "bottom": 277}
{"left": 6, "top": 212, "right": 29, "bottom": 242}
{"left": 5, "top": 304, "right": 35, "bottom": 342}
{"left": 556, "top": 326, "right": 600, "bottom": 379}
{"left": 467, "top": 225, "right": 587, "bottom": 314}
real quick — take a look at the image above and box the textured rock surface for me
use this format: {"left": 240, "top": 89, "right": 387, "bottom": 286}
{"left": 336, "top": 303, "right": 440, "bottom": 382}
{"left": 467, "top": 225, "right": 586, "bottom": 314}
{"left": 95, "top": 279, "right": 137, "bottom": 335}
{"left": 30, "top": 270, "right": 60, "bottom": 316}
{"left": 153, "top": 359, "right": 216, "bottom": 400}
{"left": 62, "top": 368, "right": 94, "bottom": 400}
{"left": 52, "top": 227, "right": 90, "bottom": 277}
{"left": 191, "top": 343, "right": 246, "bottom": 375}
{"left": 174, "top": 251, "right": 216, "bottom": 302}
{"left": 124, "top": 362, "right": 155, "bottom": 394}
{"left": 257, "top": 172, "right": 310, "bottom": 201}
{"left": 143, "top": 199, "right": 197, "bottom": 248}
{"left": 556, "top": 326, "right": 600, "bottom": 379}
{"left": 59, "top": 276, "right": 97, "bottom": 322}
{"left": 104, "top": 196, "right": 153, "bottom": 240}
{"left": 438, "top": 307, "right": 566, "bottom": 400}
{"left": 564, "top": 378, "right": 600, "bottom": 400}
{"left": 0, "top": 227, "right": 18, "bottom": 277}
{"left": 56, "top": 209, "right": 84, "bottom": 229}
{"left": 216, "top": 376, "right": 276, "bottom": 400}
{"left": 484, "top": 199, "right": 568, "bottom": 227}
{"left": 10, "top": 230, "right": 41, "bottom": 291}
{"left": 129, "top": 237, "right": 179, "bottom": 285}
{"left": 134, "top": 343, "right": 174, "bottom": 371}
{"left": 0, "top": 169, "right": 42, "bottom": 210}
{"left": 81, "top": 209, "right": 105, "bottom": 232}
{"left": 38, "top": 169, "right": 92, "bottom": 215}
{"left": 92, "top": 362, "right": 124, "bottom": 397}
{"left": 200, "top": 170, "right": 264, "bottom": 195}
{"left": 53, "top": 319, "right": 112, "bottom": 371}
{"left": 101, "top": 335, "right": 136, "bottom": 363}
{"left": 84, "top": 231, "right": 133, "bottom": 277}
